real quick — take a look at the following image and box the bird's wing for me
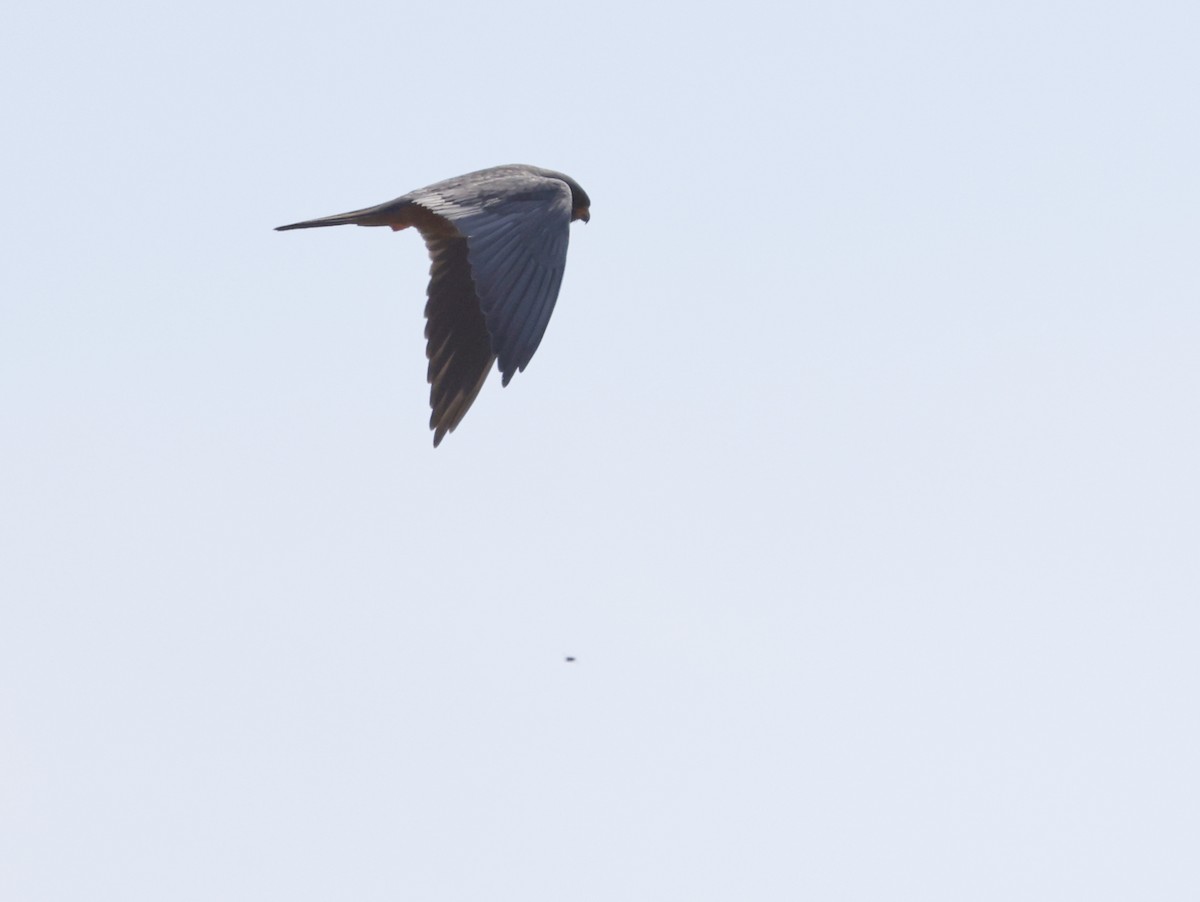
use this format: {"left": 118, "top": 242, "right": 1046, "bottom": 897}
{"left": 423, "top": 234, "right": 497, "bottom": 447}
{"left": 410, "top": 172, "right": 573, "bottom": 384}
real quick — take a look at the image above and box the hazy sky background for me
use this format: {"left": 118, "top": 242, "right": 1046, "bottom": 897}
{"left": 2, "top": 1, "right": 1198, "bottom": 899}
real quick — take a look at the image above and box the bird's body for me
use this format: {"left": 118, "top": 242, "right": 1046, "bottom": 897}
{"left": 277, "top": 164, "right": 590, "bottom": 446}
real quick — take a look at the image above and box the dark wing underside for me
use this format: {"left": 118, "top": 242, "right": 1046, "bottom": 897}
{"left": 409, "top": 171, "right": 574, "bottom": 385}
{"left": 422, "top": 234, "right": 496, "bottom": 447}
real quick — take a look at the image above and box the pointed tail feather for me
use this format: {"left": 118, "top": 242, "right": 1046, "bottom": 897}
{"left": 274, "top": 198, "right": 415, "bottom": 232}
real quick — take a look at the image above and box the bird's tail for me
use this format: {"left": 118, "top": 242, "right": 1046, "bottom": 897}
{"left": 274, "top": 199, "right": 413, "bottom": 232}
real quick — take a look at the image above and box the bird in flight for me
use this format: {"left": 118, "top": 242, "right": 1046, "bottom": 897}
{"left": 277, "top": 164, "right": 591, "bottom": 446}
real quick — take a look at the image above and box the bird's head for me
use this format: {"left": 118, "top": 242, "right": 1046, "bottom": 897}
{"left": 563, "top": 177, "right": 591, "bottom": 223}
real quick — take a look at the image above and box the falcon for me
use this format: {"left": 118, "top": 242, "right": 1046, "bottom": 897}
{"left": 277, "top": 164, "right": 591, "bottom": 446}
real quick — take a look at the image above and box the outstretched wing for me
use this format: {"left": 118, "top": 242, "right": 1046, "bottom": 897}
{"left": 409, "top": 171, "right": 573, "bottom": 384}
{"left": 422, "top": 234, "right": 496, "bottom": 447}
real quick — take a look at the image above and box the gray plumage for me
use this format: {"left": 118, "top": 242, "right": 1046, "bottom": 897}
{"left": 277, "top": 164, "right": 591, "bottom": 446}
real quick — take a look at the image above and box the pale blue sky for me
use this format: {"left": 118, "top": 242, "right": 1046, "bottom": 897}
{"left": 2, "top": 1, "right": 1198, "bottom": 899}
